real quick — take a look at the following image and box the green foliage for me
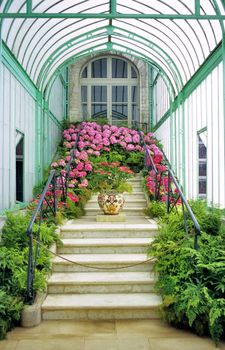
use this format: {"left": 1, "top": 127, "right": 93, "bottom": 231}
{"left": 0, "top": 212, "right": 59, "bottom": 339}
{"left": 0, "top": 290, "right": 23, "bottom": 340}
{"left": 148, "top": 200, "right": 225, "bottom": 344}
{"left": 1, "top": 213, "right": 59, "bottom": 249}
{"left": 124, "top": 151, "right": 144, "bottom": 172}
{"left": 145, "top": 201, "right": 167, "bottom": 219}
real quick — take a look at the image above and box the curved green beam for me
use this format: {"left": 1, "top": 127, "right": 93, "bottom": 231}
{"left": 211, "top": 0, "right": 225, "bottom": 33}
{"left": 13, "top": 1, "right": 214, "bottom": 83}
{"left": 30, "top": 21, "right": 189, "bottom": 85}
{"left": 40, "top": 37, "right": 180, "bottom": 97}
{"left": 2, "top": 0, "right": 223, "bottom": 91}
{"left": 7, "top": 0, "right": 212, "bottom": 83}
{"left": 17, "top": 0, "right": 198, "bottom": 80}
{"left": 44, "top": 42, "right": 175, "bottom": 105}
{"left": 3, "top": 0, "right": 222, "bottom": 76}
{"left": 37, "top": 26, "right": 183, "bottom": 94}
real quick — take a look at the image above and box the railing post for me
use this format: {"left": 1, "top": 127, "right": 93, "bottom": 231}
{"left": 53, "top": 173, "right": 57, "bottom": 215}
{"left": 194, "top": 229, "right": 199, "bottom": 250}
{"left": 154, "top": 172, "right": 158, "bottom": 200}
{"left": 26, "top": 229, "right": 34, "bottom": 304}
{"left": 166, "top": 170, "right": 170, "bottom": 213}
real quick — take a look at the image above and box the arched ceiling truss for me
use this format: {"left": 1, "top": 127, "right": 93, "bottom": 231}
{"left": 0, "top": 0, "right": 224, "bottom": 98}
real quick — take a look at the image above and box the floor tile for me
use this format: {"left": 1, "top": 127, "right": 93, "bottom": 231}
{"left": 149, "top": 338, "right": 225, "bottom": 350}
{"left": 84, "top": 336, "right": 118, "bottom": 350}
{"left": 117, "top": 336, "right": 151, "bottom": 350}
{"left": 13, "top": 338, "right": 84, "bottom": 350}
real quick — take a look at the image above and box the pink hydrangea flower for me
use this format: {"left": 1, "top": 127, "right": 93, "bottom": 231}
{"left": 78, "top": 179, "right": 89, "bottom": 188}
{"left": 85, "top": 163, "right": 92, "bottom": 172}
{"left": 76, "top": 162, "right": 84, "bottom": 171}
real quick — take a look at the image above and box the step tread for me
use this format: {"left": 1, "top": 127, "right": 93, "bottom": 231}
{"left": 48, "top": 271, "right": 155, "bottom": 285}
{"left": 52, "top": 253, "right": 152, "bottom": 264}
{"left": 42, "top": 293, "right": 161, "bottom": 309}
{"left": 61, "top": 221, "right": 158, "bottom": 232}
{"left": 60, "top": 238, "right": 154, "bottom": 247}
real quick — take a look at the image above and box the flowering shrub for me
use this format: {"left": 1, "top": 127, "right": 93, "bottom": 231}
{"left": 48, "top": 120, "right": 167, "bottom": 218}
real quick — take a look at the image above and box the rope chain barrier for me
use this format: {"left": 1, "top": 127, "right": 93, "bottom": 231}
{"left": 33, "top": 236, "right": 187, "bottom": 271}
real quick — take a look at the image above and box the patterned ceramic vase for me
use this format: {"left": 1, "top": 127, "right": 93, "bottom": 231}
{"left": 97, "top": 192, "right": 125, "bottom": 215}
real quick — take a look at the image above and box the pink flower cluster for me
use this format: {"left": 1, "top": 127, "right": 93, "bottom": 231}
{"left": 62, "top": 122, "right": 160, "bottom": 157}
{"left": 146, "top": 164, "right": 181, "bottom": 205}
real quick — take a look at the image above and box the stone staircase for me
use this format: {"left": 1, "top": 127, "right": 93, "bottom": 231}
{"left": 41, "top": 175, "right": 161, "bottom": 320}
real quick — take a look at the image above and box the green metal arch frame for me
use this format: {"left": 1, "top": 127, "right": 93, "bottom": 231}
{"left": 28, "top": 20, "right": 188, "bottom": 86}
{"left": 6, "top": 11, "right": 189, "bottom": 88}
{"left": 45, "top": 44, "right": 175, "bottom": 107}
{"left": 43, "top": 40, "right": 178, "bottom": 101}
{"left": 6, "top": 0, "right": 208, "bottom": 81}
{"left": 1, "top": 1, "right": 224, "bottom": 79}
{"left": 36, "top": 25, "right": 183, "bottom": 94}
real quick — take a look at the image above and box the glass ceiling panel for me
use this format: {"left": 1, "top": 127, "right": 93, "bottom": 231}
{"left": 112, "top": 28, "right": 186, "bottom": 85}
{"left": 0, "top": 0, "right": 223, "bottom": 94}
{"left": 0, "top": 0, "right": 26, "bottom": 13}
{"left": 32, "top": 0, "right": 109, "bottom": 14}
{"left": 113, "top": 18, "right": 199, "bottom": 83}
{"left": 112, "top": 37, "right": 179, "bottom": 88}
{"left": 43, "top": 38, "right": 108, "bottom": 88}
{"left": 200, "top": 0, "right": 216, "bottom": 15}
{"left": 216, "top": 0, "right": 225, "bottom": 15}
{"left": 24, "top": 20, "right": 106, "bottom": 74}
{"left": 30, "top": 19, "right": 108, "bottom": 81}
{"left": 117, "top": 0, "right": 195, "bottom": 14}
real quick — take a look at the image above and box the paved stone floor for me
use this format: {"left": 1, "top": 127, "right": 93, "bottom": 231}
{"left": 0, "top": 319, "right": 225, "bottom": 350}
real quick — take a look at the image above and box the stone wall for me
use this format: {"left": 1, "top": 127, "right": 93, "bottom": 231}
{"left": 68, "top": 52, "right": 149, "bottom": 124}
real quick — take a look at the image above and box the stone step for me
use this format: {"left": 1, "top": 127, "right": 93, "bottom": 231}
{"left": 60, "top": 222, "right": 158, "bottom": 238}
{"left": 42, "top": 293, "right": 161, "bottom": 320}
{"left": 52, "top": 253, "right": 155, "bottom": 272}
{"left": 85, "top": 208, "right": 146, "bottom": 216}
{"left": 47, "top": 271, "right": 156, "bottom": 294}
{"left": 85, "top": 199, "right": 147, "bottom": 209}
{"left": 58, "top": 237, "right": 153, "bottom": 254}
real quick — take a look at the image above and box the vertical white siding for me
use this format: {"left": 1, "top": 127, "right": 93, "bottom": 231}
{"left": 0, "top": 63, "right": 36, "bottom": 211}
{"left": 49, "top": 69, "right": 66, "bottom": 121}
{"left": 0, "top": 63, "right": 66, "bottom": 212}
{"left": 155, "top": 62, "right": 225, "bottom": 207}
{"left": 153, "top": 74, "right": 170, "bottom": 124}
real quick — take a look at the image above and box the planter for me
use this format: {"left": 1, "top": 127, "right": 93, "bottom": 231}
{"left": 98, "top": 192, "right": 125, "bottom": 215}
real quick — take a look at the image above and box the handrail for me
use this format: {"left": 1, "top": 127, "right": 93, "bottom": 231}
{"left": 140, "top": 132, "right": 200, "bottom": 250}
{"left": 139, "top": 133, "right": 158, "bottom": 200}
{"left": 26, "top": 170, "right": 57, "bottom": 304}
{"left": 26, "top": 129, "right": 80, "bottom": 304}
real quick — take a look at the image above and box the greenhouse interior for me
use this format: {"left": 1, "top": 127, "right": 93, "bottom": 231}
{"left": 0, "top": 1, "right": 225, "bottom": 349}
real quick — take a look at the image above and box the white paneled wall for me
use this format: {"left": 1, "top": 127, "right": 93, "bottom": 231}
{"left": 153, "top": 74, "right": 170, "bottom": 124}
{"left": 0, "top": 62, "right": 36, "bottom": 210}
{"left": 49, "top": 69, "right": 67, "bottom": 121}
{"left": 0, "top": 63, "right": 66, "bottom": 211}
{"left": 155, "top": 62, "right": 225, "bottom": 207}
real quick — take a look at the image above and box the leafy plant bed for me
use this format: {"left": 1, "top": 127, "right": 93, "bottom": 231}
{"left": 0, "top": 213, "right": 60, "bottom": 339}
{"left": 148, "top": 200, "right": 225, "bottom": 344}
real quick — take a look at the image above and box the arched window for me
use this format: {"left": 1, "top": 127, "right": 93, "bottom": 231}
{"left": 80, "top": 56, "right": 139, "bottom": 126}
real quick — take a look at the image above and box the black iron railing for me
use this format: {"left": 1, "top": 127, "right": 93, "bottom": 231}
{"left": 26, "top": 130, "right": 80, "bottom": 304}
{"left": 140, "top": 133, "right": 200, "bottom": 250}
{"left": 26, "top": 170, "right": 57, "bottom": 304}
